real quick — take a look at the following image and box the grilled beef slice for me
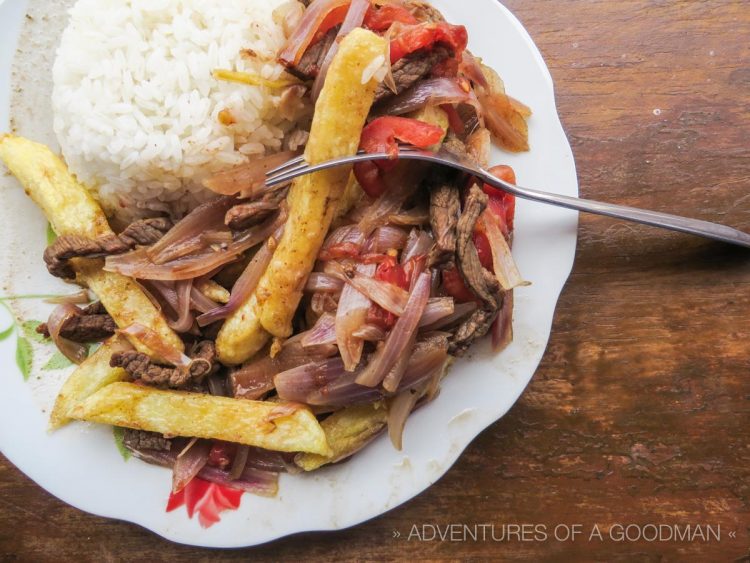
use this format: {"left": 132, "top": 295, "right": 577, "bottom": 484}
{"left": 225, "top": 188, "right": 288, "bottom": 231}
{"left": 44, "top": 217, "right": 173, "bottom": 279}
{"left": 450, "top": 184, "right": 502, "bottom": 355}
{"left": 284, "top": 26, "right": 338, "bottom": 80}
{"left": 111, "top": 340, "right": 217, "bottom": 389}
{"left": 426, "top": 173, "right": 461, "bottom": 268}
{"left": 374, "top": 47, "right": 449, "bottom": 104}
{"left": 37, "top": 301, "right": 116, "bottom": 343}
{"left": 122, "top": 429, "right": 172, "bottom": 452}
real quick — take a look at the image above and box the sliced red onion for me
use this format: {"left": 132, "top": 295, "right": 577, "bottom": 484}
{"left": 421, "top": 300, "right": 477, "bottom": 331}
{"left": 46, "top": 303, "right": 88, "bottom": 364}
{"left": 279, "top": 0, "right": 350, "bottom": 66}
{"left": 376, "top": 78, "right": 481, "bottom": 117}
{"left": 418, "top": 297, "right": 454, "bottom": 327}
{"left": 106, "top": 214, "right": 282, "bottom": 282}
{"left": 244, "top": 447, "right": 296, "bottom": 473}
{"left": 352, "top": 323, "right": 386, "bottom": 341}
{"left": 202, "top": 230, "right": 234, "bottom": 244}
{"left": 482, "top": 212, "right": 529, "bottom": 291}
{"left": 492, "top": 290, "right": 513, "bottom": 352}
{"left": 118, "top": 323, "right": 190, "bottom": 367}
{"left": 167, "top": 279, "right": 194, "bottom": 333}
{"left": 202, "top": 152, "right": 299, "bottom": 198}
{"left": 329, "top": 261, "right": 409, "bottom": 316}
{"left": 388, "top": 388, "right": 421, "bottom": 450}
{"left": 336, "top": 262, "right": 375, "bottom": 371}
{"left": 356, "top": 272, "right": 431, "bottom": 387}
{"left": 306, "top": 335, "right": 449, "bottom": 407}
{"left": 358, "top": 177, "right": 418, "bottom": 236}
{"left": 398, "top": 335, "right": 449, "bottom": 390}
{"left": 229, "top": 445, "right": 250, "bottom": 480}
{"left": 460, "top": 51, "right": 489, "bottom": 89}
{"left": 172, "top": 439, "right": 211, "bottom": 493}
{"left": 305, "top": 272, "right": 344, "bottom": 293}
{"left": 130, "top": 446, "right": 280, "bottom": 496}
{"left": 198, "top": 464, "right": 279, "bottom": 496}
{"left": 274, "top": 357, "right": 348, "bottom": 403}
{"left": 401, "top": 229, "right": 434, "bottom": 264}
{"left": 231, "top": 336, "right": 337, "bottom": 399}
{"left": 311, "top": 0, "right": 370, "bottom": 102}
{"left": 387, "top": 207, "right": 430, "bottom": 227}
{"left": 197, "top": 226, "right": 281, "bottom": 326}
{"left": 189, "top": 286, "right": 221, "bottom": 314}
{"left": 363, "top": 225, "right": 409, "bottom": 253}
{"left": 305, "top": 368, "right": 382, "bottom": 407}
{"left": 301, "top": 312, "right": 337, "bottom": 347}
{"left": 142, "top": 280, "right": 180, "bottom": 312}
{"left": 148, "top": 197, "right": 235, "bottom": 264}
{"left": 323, "top": 224, "right": 365, "bottom": 250}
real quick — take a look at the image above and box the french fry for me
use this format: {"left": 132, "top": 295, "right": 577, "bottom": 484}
{"left": 0, "top": 134, "right": 183, "bottom": 357}
{"left": 48, "top": 336, "right": 130, "bottom": 430}
{"left": 216, "top": 29, "right": 386, "bottom": 365}
{"left": 295, "top": 401, "right": 388, "bottom": 471}
{"left": 195, "top": 278, "right": 230, "bottom": 304}
{"left": 70, "top": 382, "right": 331, "bottom": 455}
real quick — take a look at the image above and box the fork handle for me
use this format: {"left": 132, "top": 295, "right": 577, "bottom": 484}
{"left": 483, "top": 173, "right": 750, "bottom": 249}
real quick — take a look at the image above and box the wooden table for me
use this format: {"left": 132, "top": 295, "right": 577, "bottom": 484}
{"left": 1, "top": 1, "right": 748, "bottom": 560}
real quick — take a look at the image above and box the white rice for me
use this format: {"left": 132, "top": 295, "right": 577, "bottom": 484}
{"left": 52, "top": 0, "right": 309, "bottom": 219}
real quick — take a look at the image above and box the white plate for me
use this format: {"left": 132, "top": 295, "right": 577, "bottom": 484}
{"left": 0, "top": 0, "right": 578, "bottom": 547}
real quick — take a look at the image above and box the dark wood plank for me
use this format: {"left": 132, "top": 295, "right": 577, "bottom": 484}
{"left": 1, "top": 1, "right": 748, "bottom": 560}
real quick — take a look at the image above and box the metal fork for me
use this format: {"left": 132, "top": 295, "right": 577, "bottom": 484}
{"left": 264, "top": 147, "right": 750, "bottom": 249}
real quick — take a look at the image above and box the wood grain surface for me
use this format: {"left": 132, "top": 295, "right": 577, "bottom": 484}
{"left": 1, "top": 1, "right": 749, "bottom": 561}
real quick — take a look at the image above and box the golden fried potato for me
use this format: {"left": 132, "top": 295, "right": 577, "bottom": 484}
{"left": 70, "top": 382, "right": 331, "bottom": 455}
{"left": 217, "top": 29, "right": 387, "bottom": 364}
{"left": 195, "top": 279, "right": 230, "bottom": 304}
{"left": 295, "top": 401, "right": 388, "bottom": 471}
{"left": 48, "top": 336, "right": 130, "bottom": 430}
{"left": 0, "top": 134, "right": 183, "bottom": 357}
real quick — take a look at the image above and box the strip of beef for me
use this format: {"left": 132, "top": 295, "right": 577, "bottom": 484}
{"left": 450, "top": 185, "right": 502, "bottom": 355}
{"left": 284, "top": 26, "right": 338, "bottom": 80}
{"left": 45, "top": 217, "right": 173, "bottom": 279}
{"left": 122, "top": 428, "right": 172, "bottom": 452}
{"left": 426, "top": 172, "right": 461, "bottom": 268}
{"left": 374, "top": 47, "right": 449, "bottom": 104}
{"left": 225, "top": 188, "right": 288, "bottom": 231}
{"left": 36, "top": 301, "right": 116, "bottom": 343}
{"left": 111, "top": 340, "right": 217, "bottom": 389}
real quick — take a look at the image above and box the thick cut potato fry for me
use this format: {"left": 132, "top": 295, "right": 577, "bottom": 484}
{"left": 295, "top": 401, "right": 388, "bottom": 471}
{"left": 70, "top": 382, "right": 331, "bottom": 455}
{"left": 216, "top": 29, "right": 386, "bottom": 365}
{"left": 0, "top": 134, "right": 183, "bottom": 357}
{"left": 49, "top": 336, "right": 130, "bottom": 430}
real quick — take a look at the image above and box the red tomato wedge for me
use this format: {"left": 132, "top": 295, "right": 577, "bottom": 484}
{"left": 442, "top": 267, "right": 475, "bottom": 303}
{"left": 354, "top": 117, "right": 444, "bottom": 198}
{"left": 364, "top": 4, "right": 418, "bottom": 31}
{"left": 482, "top": 165, "right": 517, "bottom": 234}
{"left": 367, "top": 255, "right": 410, "bottom": 330}
{"left": 389, "top": 22, "right": 468, "bottom": 64}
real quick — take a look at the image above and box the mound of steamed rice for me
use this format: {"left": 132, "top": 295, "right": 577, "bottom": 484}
{"left": 52, "top": 0, "right": 308, "bottom": 219}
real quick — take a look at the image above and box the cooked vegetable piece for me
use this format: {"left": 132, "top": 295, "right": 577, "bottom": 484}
{"left": 0, "top": 135, "right": 183, "bottom": 358}
{"left": 295, "top": 401, "right": 388, "bottom": 471}
{"left": 48, "top": 336, "right": 130, "bottom": 430}
{"left": 70, "top": 382, "right": 331, "bottom": 455}
{"left": 217, "top": 28, "right": 387, "bottom": 364}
